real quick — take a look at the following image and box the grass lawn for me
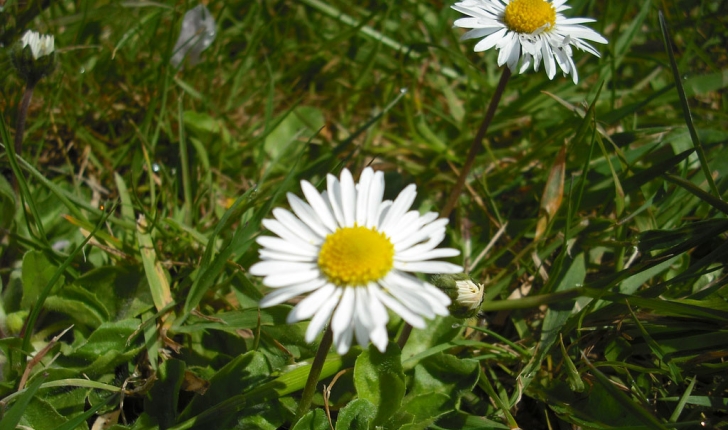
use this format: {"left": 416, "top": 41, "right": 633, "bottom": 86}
{"left": 1, "top": 0, "right": 727, "bottom": 428}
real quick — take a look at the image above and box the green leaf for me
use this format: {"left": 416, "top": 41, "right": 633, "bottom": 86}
{"left": 21, "top": 250, "right": 65, "bottom": 310}
{"left": 174, "top": 306, "right": 291, "bottom": 334}
{"left": 410, "top": 353, "right": 479, "bottom": 410}
{"left": 65, "top": 319, "right": 144, "bottom": 377}
{"left": 16, "top": 397, "right": 70, "bottom": 430}
{"left": 264, "top": 106, "right": 324, "bottom": 161}
{"left": 73, "top": 266, "right": 150, "bottom": 320}
{"left": 145, "top": 359, "right": 186, "bottom": 428}
{"left": 354, "top": 342, "right": 405, "bottom": 426}
{"left": 432, "top": 412, "right": 510, "bottom": 429}
{"left": 335, "top": 398, "right": 376, "bottom": 430}
{"left": 45, "top": 285, "right": 110, "bottom": 327}
{"left": 399, "top": 393, "right": 451, "bottom": 428}
{"left": 179, "top": 350, "right": 272, "bottom": 421}
{"left": 0, "top": 175, "right": 15, "bottom": 230}
{"left": 401, "top": 315, "right": 462, "bottom": 369}
{"left": 292, "top": 408, "right": 329, "bottom": 430}
{"left": 0, "top": 373, "right": 46, "bottom": 430}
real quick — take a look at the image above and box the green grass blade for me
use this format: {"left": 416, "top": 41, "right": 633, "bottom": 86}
{"left": 658, "top": 10, "right": 721, "bottom": 200}
{"left": 0, "top": 373, "right": 46, "bottom": 430}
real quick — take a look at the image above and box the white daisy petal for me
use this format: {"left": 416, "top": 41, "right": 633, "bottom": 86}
{"left": 288, "top": 193, "right": 331, "bottom": 238}
{"left": 326, "top": 174, "right": 346, "bottom": 227}
{"left": 256, "top": 236, "right": 318, "bottom": 257}
{"left": 249, "top": 261, "right": 317, "bottom": 276}
{"left": 371, "top": 287, "right": 426, "bottom": 328}
{"left": 263, "top": 269, "right": 320, "bottom": 288}
{"left": 305, "top": 289, "right": 342, "bottom": 342}
{"left": 395, "top": 261, "right": 464, "bottom": 274}
{"left": 331, "top": 287, "right": 356, "bottom": 336}
{"left": 335, "top": 323, "right": 354, "bottom": 355}
{"left": 301, "top": 181, "right": 338, "bottom": 232}
{"left": 366, "top": 283, "right": 390, "bottom": 328}
{"left": 380, "top": 184, "right": 417, "bottom": 233}
{"left": 366, "top": 171, "right": 385, "bottom": 228}
{"left": 259, "top": 278, "right": 327, "bottom": 307}
{"left": 340, "top": 168, "right": 357, "bottom": 227}
{"left": 473, "top": 27, "right": 508, "bottom": 52}
{"left": 288, "top": 283, "right": 338, "bottom": 322}
{"left": 396, "top": 247, "right": 461, "bottom": 262}
{"left": 381, "top": 281, "right": 436, "bottom": 319}
{"left": 423, "top": 282, "right": 453, "bottom": 307}
{"left": 393, "top": 218, "right": 449, "bottom": 252}
{"left": 262, "top": 219, "right": 313, "bottom": 249}
{"left": 259, "top": 249, "right": 315, "bottom": 262}
{"left": 356, "top": 168, "right": 374, "bottom": 226}
{"left": 385, "top": 211, "right": 423, "bottom": 243}
{"left": 377, "top": 200, "right": 393, "bottom": 226}
{"left": 452, "top": 0, "right": 607, "bottom": 83}
{"left": 273, "top": 208, "right": 323, "bottom": 244}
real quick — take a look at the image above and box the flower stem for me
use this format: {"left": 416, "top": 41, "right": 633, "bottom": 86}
{"left": 15, "top": 82, "right": 36, "bottom": 156}
{"left": 396, "top": 68, "right": 512, "bottom": 350}
{"left": 440, "top": 67, "right": 511, "bottom": 219}
{"left": 396, "top": 323, "right": 412, "bottom": 350}
{"left": 295, "top": 325, "right": 333, "bottom": 422}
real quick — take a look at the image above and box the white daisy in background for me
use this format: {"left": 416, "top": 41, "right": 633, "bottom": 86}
{"left": 250, "top": 167, "right": 463, "bottom": 354}
{"left": 452, "top": 0, "right": 607, "bottom": 84}
{"left": 21, "top": 30, "right": 55, "bottom": 59}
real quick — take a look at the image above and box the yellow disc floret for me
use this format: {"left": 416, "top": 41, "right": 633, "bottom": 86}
{"left": 318, "top": 226, "right": 394, "bottom": 287}
{"left": 504, "top": 0, "right": 556, "bottom": 34}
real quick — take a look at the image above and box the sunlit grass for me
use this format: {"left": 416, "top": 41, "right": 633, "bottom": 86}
{"left": 1, "top": 0, "right": 727, "bottom": 428}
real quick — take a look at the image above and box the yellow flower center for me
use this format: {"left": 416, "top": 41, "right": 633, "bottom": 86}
{"left": 318, "top": 226, "right": 394, "bottom": 287}
{"left": 504, "top": 0, "right": 556, "bottom": 34}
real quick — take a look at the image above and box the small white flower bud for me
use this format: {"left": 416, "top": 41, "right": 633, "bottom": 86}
{"left": 430, "top": 273, "right": 485, "bottom": 319}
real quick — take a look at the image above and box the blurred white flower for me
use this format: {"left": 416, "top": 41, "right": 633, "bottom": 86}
{"left": 12, "top": 30, "right": 56, "bottom": 83}
{"left": 171, "top": 4, "right": 216, "bottom": 68}
{"left": 452, "top": 0, "right": 607, "bottom": 83}
{"left": 250, "top": 167, "right": 462, "bottom": 354}
{"left": 21, "top": 30, "right": 55, "bottom": 59}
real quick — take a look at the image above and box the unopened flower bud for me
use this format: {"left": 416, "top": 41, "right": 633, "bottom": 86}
{"left": 430, "top": 273, "right": 484, "bottom": 319}
{"left": 11, "top": 30, "right": 56, "bottom": 84}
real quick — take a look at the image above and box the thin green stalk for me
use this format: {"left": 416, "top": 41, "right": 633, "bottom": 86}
{"left": 478, "top": 367, "right": 519, "bottom": 429}
{"left": 396, "top": 324, "right": 412, "bottom": 350}
{"left": 658, "top": 11, "right": 721, "bottom": 201}
{"left": 14, "top": 83, "right": 35, "bottom": 155}
{"left": 397, "top": 67, "right": 511, "bottom": 350}
{"left": 1, "top": 109, "right": 47, "bottom": 243}
{"left": 178, "top": 95, "right": 193, "bottom": 225}
{"left": 479, "top": 288, "right": 585, "bottom": 312}
{"left": 441, "top": 67, "right": 511, "bottom": 219}
{"left": 295, "top": 326, "right": 333, "bottom": 422}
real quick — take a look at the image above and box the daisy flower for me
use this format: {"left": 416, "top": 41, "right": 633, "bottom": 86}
{"left": 452, "top": 0, "right": 607, "bottom": 83}
{"left": 20, "top": 30, "right": 55, "bottom": 59}
{"left": 250, "top": 167, "right": 463, "bottom": 354}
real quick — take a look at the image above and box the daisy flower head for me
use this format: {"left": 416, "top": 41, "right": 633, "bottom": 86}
{"left": 250, "top": 167, "right": 463, "bottom": 354}
{"left": 21, "top": 30, "right": 55, "bottom": 59}
{"left": 452, "top": 0, "right": 608, "bottom": 84}
{"left": 12, "top": 30, "right": 56, "bottom": 83}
